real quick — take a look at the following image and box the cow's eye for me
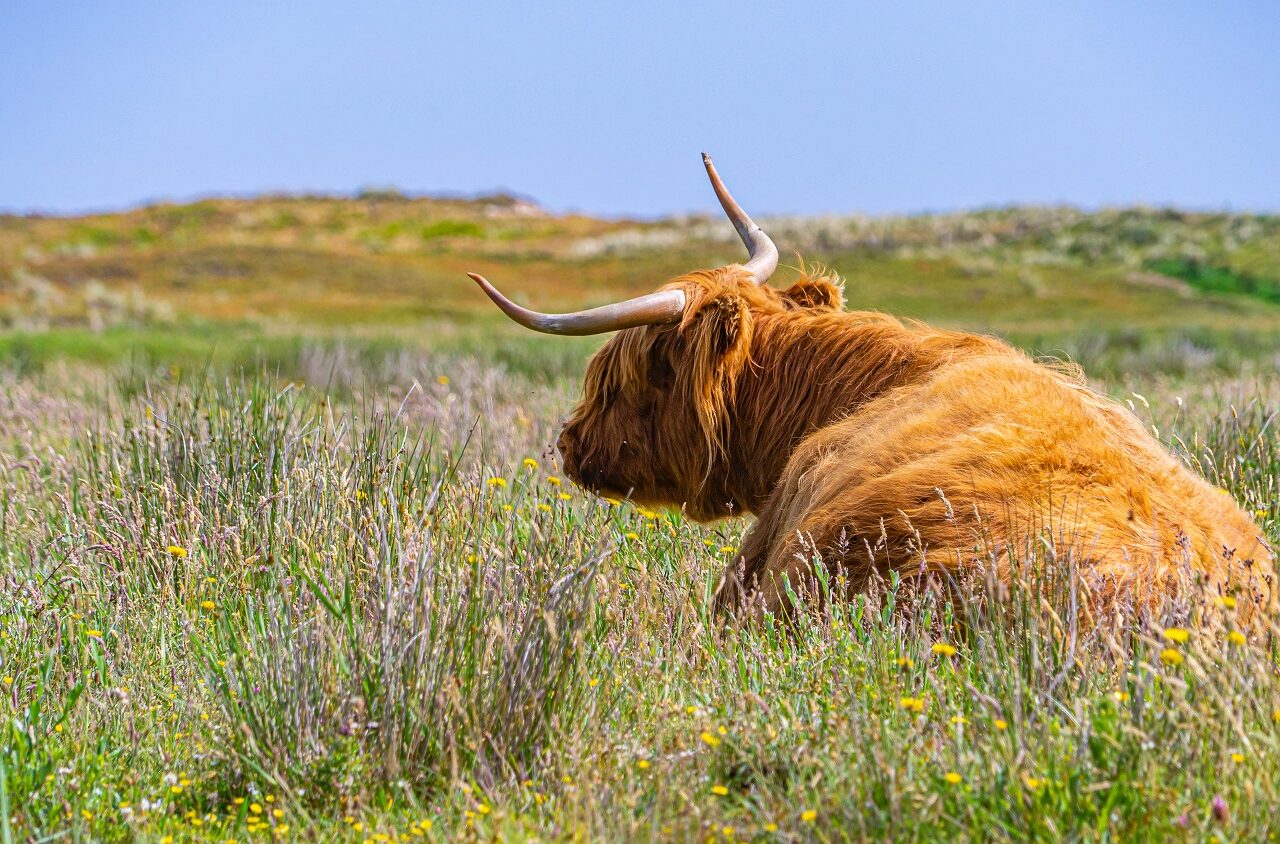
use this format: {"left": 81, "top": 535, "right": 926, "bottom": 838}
{"left": 648, "top": 351, "right": 675, "bottom": 390}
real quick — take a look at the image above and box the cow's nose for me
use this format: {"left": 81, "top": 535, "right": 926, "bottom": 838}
{"left": 556, "top": 428, "right": 575, "bottom": 460}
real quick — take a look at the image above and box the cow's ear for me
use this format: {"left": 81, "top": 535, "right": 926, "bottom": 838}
{"left": 677, "top": 289, "right": 753, "bottom": 454}
{"left": 679, "top": 288, "right": 752, "bottom": 366}
{"left": 782, "top": 270, "right": 844, "bottom": 312}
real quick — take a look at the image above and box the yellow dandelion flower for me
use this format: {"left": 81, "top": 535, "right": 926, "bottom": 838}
{"left": 1159, "top": 648, "right": 1184, "bottom": 667}
{"left": 477, "top": 804, "right": 491, "bottom": 815}
{"left": 897, "top": 656, "right": 913, "bottom": 668}
{"left": 944, "top": 771, "right": 963, "bottom": 785}
{"left": 951, "top": 715, "right": 967, "bottom": 726}
{"left": 764, "top": 823, "right": 778, "bottom": 832}
{"left": 899, "top": 696, "right": 925, "bottom": 713}
{"left": 1227, "top": 631, "right": 1247, "bottom": 646}
{"left": 168, "top": 545, "right": 189, "bottom": 559}
{"left": 721, "top": 827, "right": 734, "bottom": 838}
{"left": 81, "top": 809, "right": 93, "bottom": 821}
{"left": 1113, "top": 690, "right": 1130, "bottom": 703}
{"left": 1231, "top": 752, "right": 1245, "bottom": 763}
{"left": 436, "top": 375, "right": 449, "bottom": 385}
{"left": 711, "top": 785, "right": 729, "bottom": 796}
{"left": 588, "top": 677, "right": 599, "bottom": 687}
{"left": 931, "top": 643, "right": 957, "bottom": 657}
{"left": 700, "top": 731, "right": 721, "bottom": 748}
{"left": 419, "top": 820, "right": 433, "bottom": 830}
{"left": 1023, "top": 776, "right": 1042, "bottom": 790}
{"left": 169, "top": 785, "right": 183, "bottom": 794}
{"left": 250, "top": 803, "right": 263, "bottom": 815}
{"left": 546, "top": 476, "right": 562, "bottom": 486}
{"left": 801, "top": 810, "right": 817, "bottom": 824}
{"left": 2, "top": 676, "right": 12, "bottom": 686}
{"left": 200, "top": 600, "right": 216, "bottom": 611}
{"left": 719, "top": 545, "right": 738, "bottom": 554}
{"left": 558, "top": 492, "right": 572, "bottom": 501}
{"left": 86, "top": 629, "right": 103, "bottom": 638}
{"left": 1216, "top": 595, "right": 1238, "bottom": 609}
{"left": 486, "top": 477, "right": 507, "bottom": 489}
{"left": 537, "top": 503, "right": 552, "bottom": 512}
{"left": 561, "top": 775, "right": 573, "bottom": 784}
{"left": 637, "top": 759, "right": 650, "bottom": 769}
{"left": 275, "top": 825, "right": 289, "bottom": 835}
{"left": 272, "top": 809, "right": 283, "bottom": 818}
{"left": 624, "top": 531, "right": 639, "bottom": 540}
{"left": 523, "top": 458, "right": 538, "bottom": 470}
{"left": 1162, "top": 627, "right": 1190, "bottom": 644}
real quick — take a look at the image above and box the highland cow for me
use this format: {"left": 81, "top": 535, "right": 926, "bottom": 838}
{"left": 468, "top": 155, "right": 1275, "bottom": 624}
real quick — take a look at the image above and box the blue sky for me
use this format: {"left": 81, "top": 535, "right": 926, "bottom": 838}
{"left": 2, "top": 2, "right": 1277, "bottom": 217}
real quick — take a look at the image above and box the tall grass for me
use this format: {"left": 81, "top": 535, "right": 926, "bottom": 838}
{"left": 0, "top": 361, "right": 1278, "bottom": 841}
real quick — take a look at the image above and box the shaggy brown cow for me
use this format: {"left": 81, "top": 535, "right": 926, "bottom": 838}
{"left": 468, "top": 155, "right": 1275, "bottom": 624}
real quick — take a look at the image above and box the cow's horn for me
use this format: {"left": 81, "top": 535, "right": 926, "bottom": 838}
{"left": 467, "top": 273, "right": 686, "bottom": 336}
{"left": 702, "top": 153, "right": 778, "bottom": 284}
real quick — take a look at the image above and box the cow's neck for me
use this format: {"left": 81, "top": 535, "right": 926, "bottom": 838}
{"left": 723, "top": 312, "right": 999, "bottom": 512}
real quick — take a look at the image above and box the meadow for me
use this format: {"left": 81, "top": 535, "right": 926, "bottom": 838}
{"left": 2, "top": 194, "right": 1280, "bottom": 841}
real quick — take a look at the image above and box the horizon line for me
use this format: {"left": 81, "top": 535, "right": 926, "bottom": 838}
{"left": 2, "top": 186, "right": 1277, "bottom": 222}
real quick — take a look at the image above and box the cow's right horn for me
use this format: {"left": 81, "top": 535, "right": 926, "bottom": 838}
{"left": 467, "top": 273, "right": 686, "bottom": 336}
{"left": 702, "top": 153, "right": 778, "bottom": 284}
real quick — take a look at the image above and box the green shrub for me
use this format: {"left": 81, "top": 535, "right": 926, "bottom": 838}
{"left": 1147, "top": 258, "right": 1280, "bottom": 305}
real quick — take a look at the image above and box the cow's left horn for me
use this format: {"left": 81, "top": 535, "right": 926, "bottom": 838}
{"left": 467, "top": 273, "right": 686, "bottom": 336}
{"left": 702, "top": 153, "right": 778, "bottom": 284}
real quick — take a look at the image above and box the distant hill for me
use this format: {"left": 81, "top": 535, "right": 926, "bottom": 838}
{"left": 2, "top": 193, "right": 1278, "bottom": 373}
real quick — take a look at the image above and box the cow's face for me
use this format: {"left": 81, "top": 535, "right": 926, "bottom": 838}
{"left": 554, "top": 278, "right": 744, "bottom": 519}
{"left": 555, "top": 327, "right": 675, "bottom": 504}
{"left": 557, "top": 328, "right": 727, "bottom": 514}
{"left": 556, "top": 269, "right": 844, "bottom": 520}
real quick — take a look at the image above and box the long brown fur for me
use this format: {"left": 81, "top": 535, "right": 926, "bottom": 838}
{"left": 555, "top": 265, "right": 1276, "bottom": 624}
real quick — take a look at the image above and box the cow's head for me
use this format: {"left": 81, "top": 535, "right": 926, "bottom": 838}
{"left": 467, "top": 155, "right": 841, "bottom": 520}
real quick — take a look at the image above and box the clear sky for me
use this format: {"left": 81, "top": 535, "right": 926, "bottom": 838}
{"left": 2, "top": 1, "right": 1277, "bottom": 217}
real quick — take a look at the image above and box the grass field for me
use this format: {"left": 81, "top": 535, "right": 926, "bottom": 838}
{"left": 2, "top": 195, "right": 1280, "bottom": 841}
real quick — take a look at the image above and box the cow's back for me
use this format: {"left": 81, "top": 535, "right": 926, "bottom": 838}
{"left": 778, "top": 353, "right": 1275, "bottom": 620}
